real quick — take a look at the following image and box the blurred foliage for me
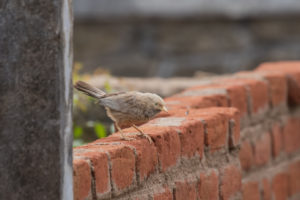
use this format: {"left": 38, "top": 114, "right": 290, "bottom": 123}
{"left": 72, "top": 62, "right": 112, "bottom": 147}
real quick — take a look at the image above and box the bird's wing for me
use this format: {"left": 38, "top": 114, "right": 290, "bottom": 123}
{"left": 99, "top": 92, "right": 142, "bottom": 114}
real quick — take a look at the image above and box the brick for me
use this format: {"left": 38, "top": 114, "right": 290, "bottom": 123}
{"left": 262, "top": 178, "right": 271, "bottom": 200}
{"left": 272, "top": 172, "right": 289, "bottom": 200}
{"left": 129, "top": 140, "right": 158, "bottom": 182}
{"left": 177, "top": 119, "right": 204, "bottom": 158}
{"left": 271, "top": 123, "right": 283, "bottom": 157}
{"left": 225, "top": 84, "right": 248, "bottom": 117}
{"left": 201, "top": 113, "right": 229, "bottom": 152}
{"left": 153, "top": 187, "right": 173, "bottom": 200}
{"left": 239, "top": 140, "right": 254, "bottom": 171}
{"left": 247, "top": 80, "right": 269, "bottom": 113}
{"left": 201, "top": 107, "right": 240, "bottom": 148}
{"left": 174, "top": 180, "right": 197, "bottom": 200}
{"left": 288, "top": 160, "right": 300, "bottom": 196}
{"left": 257, "top": 61, "right": 300, "bottom": 105}
{"left": 147, "top": 126, "right": 181, "bottom": 172}
{"left": 220, "top": 165, "right": 242, "bottom": 200}
{"left": 283, "top": 117, "right": 300, "bottom": 154}
{"left": 74, "top": 150, "right": 110, "bottom": 196}
{"left": 259, "top": 72, "right": 287, "bottom": 107}
{"left": 254, "top": 133, "right": 271, "bottom": 166}
{"left": 198, "top": 170, "right": 219, "bottom": 200}
{"left": 102, "top": 145, "right": 136, "bottom": 192}
{"left": 73, "top": 158, "right": 92, "bottom": 200}
{"left": 242, "top": 181, "right": 260, "bottom": 200}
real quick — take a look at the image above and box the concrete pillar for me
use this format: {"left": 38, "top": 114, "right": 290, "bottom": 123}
{"left": 0, "top": 1, "right": 73, "bottom": 199}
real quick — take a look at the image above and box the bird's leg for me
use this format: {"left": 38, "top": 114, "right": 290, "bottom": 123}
{"left": 115, "top": 123, "right": 134, "bottom": 141}
{"left": 132, "top": 124, "right": 153, "bottom": 144}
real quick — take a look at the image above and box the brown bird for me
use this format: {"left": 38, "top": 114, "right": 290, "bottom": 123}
{"left": 74, "top": 81, "right": 168, "bottom": 143}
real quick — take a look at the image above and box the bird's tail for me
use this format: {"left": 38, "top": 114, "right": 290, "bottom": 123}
{"left": 74, "top": 81, "right": 106, "bottom": 99}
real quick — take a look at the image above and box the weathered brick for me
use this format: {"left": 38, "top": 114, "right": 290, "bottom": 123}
{"left": 74, "top": 150, "right": 110, "bottom": 197}
{"left": 247, "top": 80, "right": 269, "bottom": 114}
{"left": 101, "top": 145, "right": 136, "bottom": 193}
{"left": 272, "top": 172, "right": 289, "bottom": 200}
{"left": 73, "top": 158, "right": 92, "bottom": 200}
{"left": 201, "top": 113, "right": 229, "bottom": 152}
{"left": 257, "top": 61, "right": 300, "bottom": 105}
{"left": 288, "top": 160, "right": 300, "bottom": 196}
{"left": 242, "top": 181, "right": 260, "bottom": 200}
{"left": 283, "top": 117, "right": 300, "bottom": 154}
{"left": 174, "top": 180, "right": 197, "bottom": 200}
{"left": 198, "top": 170, "right": 219, "bottom": 200}
{"left": 239, "top": 140, "right": 254, "bottom": 171}
{"left": 259, "top": 71, "right": 287, "bottom": 107}
{"left": 153, "top": 187, "right": 173, "bottom": 200}
{"left": 129, "top": 140, "right": 158, "bottom": 183}
{"left": 220, "top": 165, "right": 242, "bottom": 200}
{"left": 147, "top": 126, "right": 181, "bottom": 172}
{"left": 177, "top": 119, "right": 204, "bottom": 158}
{"left": 271, "top": 123, "right": 283, "bottom": 157}
{"left": 254, "top": 133, "right": 271, "bottom": 166}
{"left": 262, "top": 178, "right": 271, "bottom": 200}
{"left": 225, "top": 84, "right": 248, "bottom": 117}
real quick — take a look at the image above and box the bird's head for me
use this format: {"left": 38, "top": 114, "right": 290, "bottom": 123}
{"left": 146, "top": 93, "right": 168, "bottom": 113}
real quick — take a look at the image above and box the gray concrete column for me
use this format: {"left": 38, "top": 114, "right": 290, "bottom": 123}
{"left": 0, "top": 1, "right": 73, "bottom": 199}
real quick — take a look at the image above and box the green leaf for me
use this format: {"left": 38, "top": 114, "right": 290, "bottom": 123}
{"left": 74, "top": 125, "right": 83, "bottom": 139}
{"left": 94, "top": 122, "right": 107, "bottom": 138}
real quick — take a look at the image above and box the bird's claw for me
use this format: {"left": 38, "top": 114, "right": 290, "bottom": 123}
{"left": 120, "top": 135, "right": 135, "bottom": 141}
{"left": 137, "top": 132, "right": 153, "bottom": 144}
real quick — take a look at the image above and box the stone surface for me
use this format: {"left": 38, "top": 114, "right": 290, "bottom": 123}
{"left": 0, "top": 1, "right": 73, "bottom": 199}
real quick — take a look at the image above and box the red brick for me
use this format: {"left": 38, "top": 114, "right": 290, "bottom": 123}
{"left": 95, "top": 138, "right": 158, "bottom": 184}
{"left": 262, "top": 178, "right": 271, "bottom": 200}
{"left": 272, "top": 172, "right": 289, "bottom": 200}
{"left": 283, "top": 117, "right": 300, "bottom": 154}
{"left": 259, "top": 71, "right": 287, "bottom": 107}
{"left": 74, "top": 150, "right": 110, "bottom": 196}
{"left": 177, "top": 119, "right": 204, "bottom": 158}
{"left": 220, "top": 165, "right": 242, "bottom": 200}
{"left": 239, "top": 140, "right": 254, "bottom": 171}
{"left": 94, "top": 135, "right": 158, "bottom": 183}
{"left": 271, "top": 123, "right": 283, "bottom": 157}
{"left": 198, "top": 170, "right": 219, "bottom": 200}
{"left": 73, "top": 158, "right": 92, "bottom": 200}
{"left": 153, "top": 187, "right": 173, "bottom": 200}
{"left": 101, "top": 145, "right": 136, "bottom": 192}
{"left": 242, "top": 181, "right": 260, "bottom": 200}
{"left": 175, "top": 180, "right": 197, "bottom": 200}
{"left": 147, "top": 126, "right": 181, "bottom": 172}
{"left": 254, "top": 133, "right": 271, "bottom": 166}
{"left": 199, "top": 107, "right": 240, "bottom": 148}
{"left": 201, "top": 113, "right": 229, "bottom": 152}
{"left": 247, "top": 80, "right": 269, "bottom": 113}
{"left": 288, "top": 160, "right": 300, "bottom": 196}
{"left": 257, "top": 61, "right": 300, "bottom": 105}
{"left": 225, "top": 84, "right": 248, "bottom": 117}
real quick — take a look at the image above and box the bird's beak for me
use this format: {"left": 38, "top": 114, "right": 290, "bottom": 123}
{"left": 162, "top": 106, "right": 168, "bottom": 113}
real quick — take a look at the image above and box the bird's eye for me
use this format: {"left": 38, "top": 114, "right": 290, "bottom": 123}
{"left": 155, "top": 103, "right": 159, "bottom": 106}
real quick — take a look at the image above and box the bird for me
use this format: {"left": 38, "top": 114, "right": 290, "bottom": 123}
{"left": 74, "top": 81, "right": 168, "bottom": 143}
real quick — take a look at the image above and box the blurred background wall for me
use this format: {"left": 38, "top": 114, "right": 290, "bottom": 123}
{"left": 73, "top": 0, "right": 300, "bottom": 77}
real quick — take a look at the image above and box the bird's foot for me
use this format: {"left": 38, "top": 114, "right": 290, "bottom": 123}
{"left": 120, "top": 135, "right": 135, "bottom": 141}
{"left": 137, "top": 132, "right": 153, "bottom": 144}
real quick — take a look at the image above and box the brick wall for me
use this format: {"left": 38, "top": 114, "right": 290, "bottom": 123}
{"left": 73, "top": 61, "right": 300, "bottom": 200}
